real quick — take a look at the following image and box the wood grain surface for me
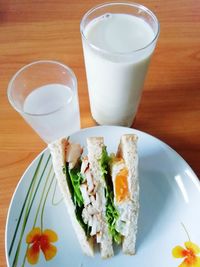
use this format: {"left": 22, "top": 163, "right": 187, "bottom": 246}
{"left": 0, "top": 1, "right": 200, "bottom": 266}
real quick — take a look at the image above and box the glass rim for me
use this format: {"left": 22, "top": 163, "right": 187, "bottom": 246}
{"left": 80, "top": 1, "right": 160, "bottom": 56}
{"left": 7, "top": 60, "right": 77, "bottom": 117}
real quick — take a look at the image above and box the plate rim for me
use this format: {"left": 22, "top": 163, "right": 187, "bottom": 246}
{"left": 5, "top": 125, "right": 200, "bottom": 266}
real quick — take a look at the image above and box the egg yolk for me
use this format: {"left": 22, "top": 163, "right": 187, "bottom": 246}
{"left": 115, "top": 168, "right": 129, "bottom": 203}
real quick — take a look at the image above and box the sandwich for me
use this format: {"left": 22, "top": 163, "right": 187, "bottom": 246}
{"left": 48, "top": 134, "right": 139, "bottom": 258}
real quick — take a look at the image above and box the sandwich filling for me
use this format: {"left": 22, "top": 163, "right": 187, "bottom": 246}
{"left": 80, "top": 156, "right": 101, "bottom": 238}
{"left": 99, "top": 147, "right": 122, "bottom": 244}
{"left": 63, "top": 143, "right": 91, "bottom": 237}
{"left": 111, "top": 157, "right": 132, "bottom": 237}
{"left": 50, "top": 134, "right": 138, "bottom": 258}
{"left": 63, "top": 141, "right": 122, "bottom": 244}
{"left": 63, "top": 142, "right": 102, "bottom": 239}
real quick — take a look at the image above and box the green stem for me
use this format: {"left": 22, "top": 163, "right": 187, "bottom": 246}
{"left": 34, "top": 165, "right": 52, "bottom": 228}
{"left": 21, "top": 247, "right": 27, "bottom": 267}
{"left": 21, "top": 166, "right": 53, "bottom": 267}
{"left": 52, "top": 180, "right": 63, "bottom": 206}
{"left": 181, "top": 222, "right": 191, "bottom": 241}
{"left": 9, "top": 154, "right": 44, "bottom": 256}
{"left": 41, "top": 174, "right": 55, "bottom": 231}
{"left": 12, "top": 155, "right": 51, "bottom": 267}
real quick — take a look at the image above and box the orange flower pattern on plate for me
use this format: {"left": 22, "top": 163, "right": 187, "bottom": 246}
{"left": 172, "top": 241, "right": 200, "bottom": 267}
{"left": 26, "top": 227, "right": 58, "bottom": 264}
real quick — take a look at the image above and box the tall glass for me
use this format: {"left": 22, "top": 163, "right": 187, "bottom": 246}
{"left": 7, "top": 60, "right": 80, "bottom": 143}
{"left": 80, "top": 2, "right": 159, "bottom": 127}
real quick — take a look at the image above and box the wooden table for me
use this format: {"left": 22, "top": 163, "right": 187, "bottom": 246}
{"left": 0, "top": 1, "right": 199, "bottom": 266}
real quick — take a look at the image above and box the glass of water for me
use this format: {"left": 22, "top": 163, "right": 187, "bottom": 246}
{"left": 7, "top": 60, "right": 80, "bottom": 143}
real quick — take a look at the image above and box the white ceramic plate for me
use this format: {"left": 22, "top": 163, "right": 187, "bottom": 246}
{"left": 6, "top": 126, "right": 200, "bottom": 267}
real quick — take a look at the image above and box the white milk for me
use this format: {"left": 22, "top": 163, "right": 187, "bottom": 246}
{"left": 23, "top": 84, "right": 80, "bottom": 143}
{"left": 82, "top": 13, "right": 155, "bottom": 126}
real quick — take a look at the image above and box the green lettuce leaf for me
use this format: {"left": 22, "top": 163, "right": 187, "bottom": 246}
{"left": 100, "top": 146, "right": 122, "bottom": 244}
{"left": 63, "top": 162, "right": 91, "bottom": 237}
{"left": 68, "top": 162, "right": 84, "bottom": 207}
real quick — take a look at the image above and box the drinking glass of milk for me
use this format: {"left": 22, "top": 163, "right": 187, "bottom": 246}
{"left": 7, "top": 60, "right": 80, "bottom": 143}
{"left": 81, "top": 2, "right": 159, "bottom": 127}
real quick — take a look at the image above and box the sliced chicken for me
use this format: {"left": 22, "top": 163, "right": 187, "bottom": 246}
{"left": 81, "top": 159, "right": 94, "bottom": 193}
{"left": 96, "top": 232, "right": 102, "bottom": 243}
{"left": 80, "top": 157, "right": 103, "bottom": 240}
{"left": 80, "top": 184, "right": 91, "bottom": 205}
{"left": 81, "top": 157, "right": 89, "bottom": 173}
{"left": 82, "top": 207, "right": 90, "bottom": 225}
{"left": 66, "top": 143, "right": 82, "bottom": 169}
{"left": 85, "top": 171, "right": 94, "bottom": 192}
{"left": 90, "top": 215, "right": 101, "bottom": 236}
{"left": 87, "top": 204, "right": 99, "bottom": 215}
{"left": 90, "top": 195, "right": 101, "bottom": 211}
